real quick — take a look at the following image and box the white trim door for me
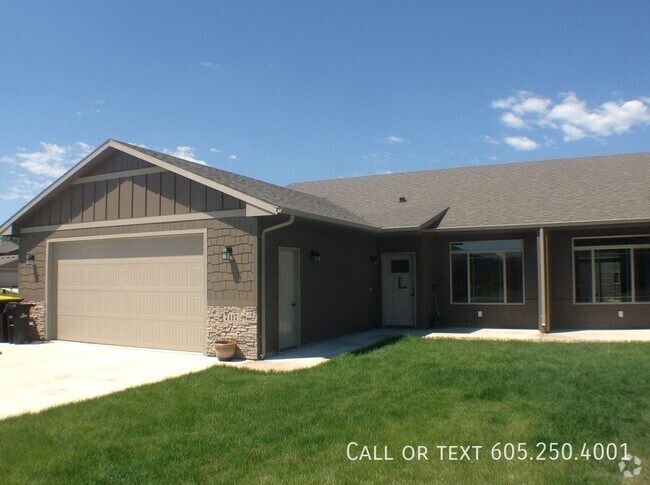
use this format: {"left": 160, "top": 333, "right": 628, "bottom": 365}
{"left": 382, "top": 252, "right": 416, "bottom": 327}
{"left": 278, "top": 247, "right": 300, "bottom": 349}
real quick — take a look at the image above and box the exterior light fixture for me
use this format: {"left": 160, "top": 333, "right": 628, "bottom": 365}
{"left": 221, "top": 246, "right": 233, "bottom": 261}
{"left": 310, "top": 250, "right": 321, "bottom": 263}
{"left": 26, "top": 254, "right": 35, "bottom": 266}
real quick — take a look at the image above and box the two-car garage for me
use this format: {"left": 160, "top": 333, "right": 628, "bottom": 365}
{"left": 49, "top": 233, "right": 206, "bottom": 352}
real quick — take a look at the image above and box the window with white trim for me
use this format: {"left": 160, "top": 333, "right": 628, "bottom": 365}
{"left": 573, "top": 236, "right": 650, "bottom": 303}
{"left": 450, "top": 240, "right": 524, "bottom": 304}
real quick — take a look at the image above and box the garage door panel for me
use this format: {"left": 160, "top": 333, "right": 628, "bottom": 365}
{"left": 54, "top": 235, "right": 206, "bottom": 352}
{"left": 56, "top": 315, "right": 204, "bottom": 352}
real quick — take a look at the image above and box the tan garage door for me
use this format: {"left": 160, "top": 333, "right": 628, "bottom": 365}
{"left": 53, "top": 234, "right": 205, "bottom": 352}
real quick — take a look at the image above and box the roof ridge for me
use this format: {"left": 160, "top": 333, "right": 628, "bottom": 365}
{"left": 288, "top": 151, "right": 650, "bottom": 187}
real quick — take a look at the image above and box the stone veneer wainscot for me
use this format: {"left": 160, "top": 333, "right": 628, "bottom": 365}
{"left": 206, "top": 306, "right": 258, "bottom": 359}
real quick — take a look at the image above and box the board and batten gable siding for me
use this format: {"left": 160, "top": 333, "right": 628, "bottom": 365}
{"left": 21, "top": 152, "right": 244, "bottom": 228}
{"left": 78, "top": 150, "right": 151, "bottom": 175}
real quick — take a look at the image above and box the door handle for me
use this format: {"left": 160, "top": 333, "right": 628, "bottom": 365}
{"left": 291, "top": 303, "right": 296, "bottom": 307}
{"left": 410, "top": 289, "right": 415, "bottom": 296}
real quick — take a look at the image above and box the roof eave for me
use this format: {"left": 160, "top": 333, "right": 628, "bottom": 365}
{"left": 429, "top": 217, "right": 650, "bottom": 232}
{"left": 279, "top": 207, "right": 379, "bottom": 232}
{"left": 0, "top": 140, "right": 283, "bottom": 235}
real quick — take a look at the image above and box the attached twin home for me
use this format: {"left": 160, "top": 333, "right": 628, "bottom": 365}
{"left": 1, "top": 140, "right": 648, "bottom": 358}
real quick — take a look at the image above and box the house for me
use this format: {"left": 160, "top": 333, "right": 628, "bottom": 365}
{"left": 0, "top": 238, "right": 19, "bottom": 288}
{"left": 0, "top": 140, "right": 648, "bottom": 358}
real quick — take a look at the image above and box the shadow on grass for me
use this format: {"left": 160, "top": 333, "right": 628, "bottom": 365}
{"left": 349, "top": 335, "right": 406, "bottom": 356}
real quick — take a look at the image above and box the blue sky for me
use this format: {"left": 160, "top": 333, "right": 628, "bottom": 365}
{"left": 1, "top": 0, "right": 649, "bottom": 223}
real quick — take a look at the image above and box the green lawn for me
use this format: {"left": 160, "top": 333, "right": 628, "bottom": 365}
{"left": 1, "top": 337, "right": 648, "bottom": 484}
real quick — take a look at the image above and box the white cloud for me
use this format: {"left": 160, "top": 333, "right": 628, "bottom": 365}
{"left": 228, "top": 154, "right": 237, "bottom": 160}
{"left": 9, "top": 142, "right": 93, "bottom": 178}
{"left": 512, "top": 95, "right": 551, "bottom": 115}
{"left": 385, "top": 135, "right": 408, "bottom": 144}
{"left": 500, "top": 112, "right": 527, "bottom": 129}
{"left": 199, "top": 61, "right": 212, "bottom": 67}
{"left": 0, "top": 141, "right": 94, "bottom": 201}
{"left": 559, "top": 123, "right": 586, "bottom": 142}
{"left": 375, "top": 170, "right": 393, "bottom": 175}
{"left": 548, "top": 93, "right": 650, "bottom": 140}
{"left": 492, "top": 91, "right": 650, "bottom": 145}
{"left": 163, "top": 146, "right": 206, "bottom": 165}
{"left": 209, "top": 147, "right": 223, "bottom": 153}
{"left": 504, "top": 136, "right": 539, "bottom": 151}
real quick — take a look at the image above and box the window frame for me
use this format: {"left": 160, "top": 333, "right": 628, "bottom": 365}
{"left": 449, "top": 239, "right": 525, "bottom": 305}
{"left": 572, "top": 235, "right": 650, "bottom": 305}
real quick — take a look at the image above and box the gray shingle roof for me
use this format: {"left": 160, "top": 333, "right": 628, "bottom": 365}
{"left": 119, "top": 142, "right": 373, "bottom": 227}
{"left": 288, "top": 152, "right": 650, "bottom": 230}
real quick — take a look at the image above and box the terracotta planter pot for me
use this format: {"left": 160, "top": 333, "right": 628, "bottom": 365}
{"left": 213, "top": 340, "right": 237, "bottom": 361}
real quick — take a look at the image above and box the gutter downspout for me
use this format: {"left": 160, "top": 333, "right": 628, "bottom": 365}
{"left": 537, "top": 227, "right": 549, "bottom": 333}
{"left": 258, "top": 215, "right": 295, "bottom": 359}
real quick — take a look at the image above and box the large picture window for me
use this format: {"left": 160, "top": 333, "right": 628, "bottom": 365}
{"left": 450, "top": 240, "right": 524, "bottom": 304}
{"left": 573, "top": 236, "right": 650, "bottom": 303}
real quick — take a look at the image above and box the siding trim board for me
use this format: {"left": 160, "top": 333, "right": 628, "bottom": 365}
{"left": 72, "top": 167, "right": 167, "bottom": 185}
{"left": 20, "top": 209, "right": 246, "bottom": 234}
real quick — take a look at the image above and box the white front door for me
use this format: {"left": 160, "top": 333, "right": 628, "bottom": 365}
{"left": 381, "top": 253, "right": 416, "bottom": 327}
{"left": 278, "top": 247, "right": 300, "bottom": 349}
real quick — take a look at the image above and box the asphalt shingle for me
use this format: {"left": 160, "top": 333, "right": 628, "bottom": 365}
{"left": 288, "top": 153, "right": 650, "bottom": 229}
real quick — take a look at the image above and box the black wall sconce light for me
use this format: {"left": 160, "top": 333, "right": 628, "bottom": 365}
{"left": 370, "top": 255, "right": 379, "bottom": 266}
{"left": 221, "top": 246, "right": 233, "bottom": 261}
{"left": 26, "top": 254, "right": 35, "bottom": 266}
{"left": 310, "top": 250, "right": 321, "bottom": 263}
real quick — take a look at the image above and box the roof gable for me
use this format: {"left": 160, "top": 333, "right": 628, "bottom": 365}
{"left": 1, "top": 140, "right": 374, "bottom": 235}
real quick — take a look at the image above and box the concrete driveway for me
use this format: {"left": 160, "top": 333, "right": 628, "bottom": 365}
{"left": 0, "top": 341, "right": 227, "bottom": 420}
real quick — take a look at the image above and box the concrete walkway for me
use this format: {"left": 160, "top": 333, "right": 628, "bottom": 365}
{"left": 241, "top": 328, "right": 426, "bottom": 372}
{"left": 425, "top": 327, "right": 650, "bottom": 342}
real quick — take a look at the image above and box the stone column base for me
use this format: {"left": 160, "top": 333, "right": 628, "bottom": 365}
{"left": 206, "top": 306, "right": 258, "bottom": 360}
{"left": 23, "top": 300, "right": 45, "bottom": 341}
